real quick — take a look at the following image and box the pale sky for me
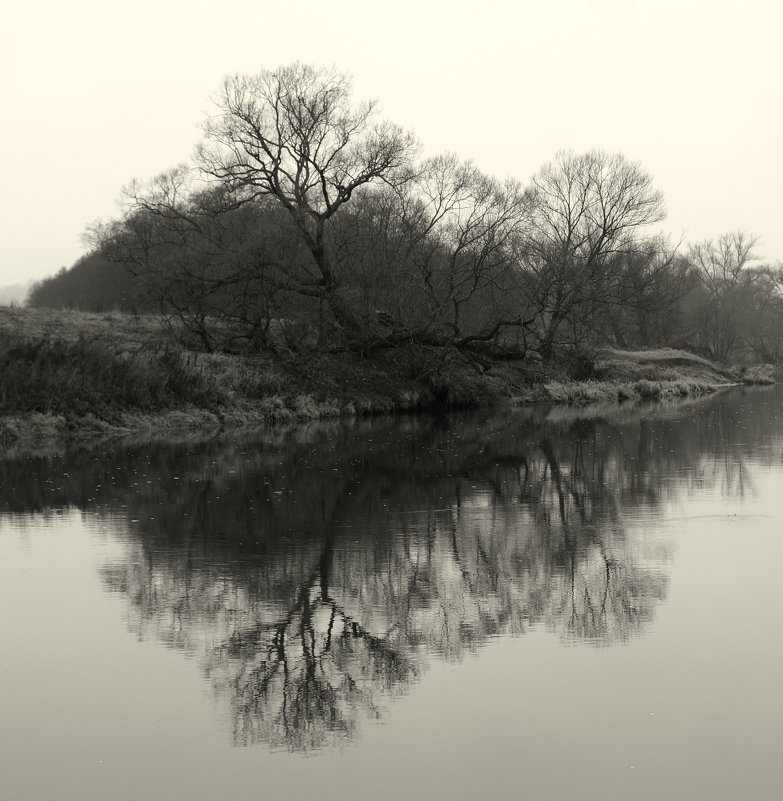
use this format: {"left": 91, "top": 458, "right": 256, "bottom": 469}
{"left": 2, "top": 0, "right": 781, "bottom": 286}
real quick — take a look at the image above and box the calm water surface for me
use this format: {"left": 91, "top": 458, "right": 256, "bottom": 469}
{"left": 2, "top": 387, "right": 783, "bottom": 800}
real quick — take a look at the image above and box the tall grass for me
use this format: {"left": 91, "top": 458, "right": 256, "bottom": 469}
{"left": 543, "top": 377, "right": 720, "bottom": 405}
{"left": 735, "top": 364, "right": 776, "bottom": 385}
{"left": 0, "top": 334, "right": 220, "bottom": 419}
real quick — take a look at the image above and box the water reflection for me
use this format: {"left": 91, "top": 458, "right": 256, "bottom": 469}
{"left": 1, "top": 386, "right": 781, "bottom": 752}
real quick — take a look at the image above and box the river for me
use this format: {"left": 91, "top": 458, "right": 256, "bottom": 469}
{"left": 1, "top": 386, "right": 782, "bottom": 800}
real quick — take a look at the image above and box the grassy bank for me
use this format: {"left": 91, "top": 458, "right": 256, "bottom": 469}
{"left": 0, "top": 307, "right": 757, "bottom": 449}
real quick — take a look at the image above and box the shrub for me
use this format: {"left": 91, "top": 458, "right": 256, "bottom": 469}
{"left": 740, "top": 364, "right": 775, "bottom": 385}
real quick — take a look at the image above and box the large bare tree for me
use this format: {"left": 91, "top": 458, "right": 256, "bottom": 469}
{"left": 196, "top": 63, "right": 417, "bottom": 337}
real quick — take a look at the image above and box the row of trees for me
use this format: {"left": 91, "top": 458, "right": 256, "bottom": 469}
{"left": 30, "top": 64, "right": 783, "bottom": 362}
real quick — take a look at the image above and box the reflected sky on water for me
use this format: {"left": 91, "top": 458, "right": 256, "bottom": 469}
{"left": 2, "top": 387, "right": 783, "bottom": 800}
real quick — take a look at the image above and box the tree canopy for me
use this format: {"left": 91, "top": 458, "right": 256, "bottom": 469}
{"left": 30, "top": 64, "right": 783, "bottom": 364}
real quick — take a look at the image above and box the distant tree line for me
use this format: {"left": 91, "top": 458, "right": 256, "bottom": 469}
{"left": 29, "top": 253, "right": 146, "bottom": 313}
{"left": 28, "top": 64, "right": 783, "bottom": 363}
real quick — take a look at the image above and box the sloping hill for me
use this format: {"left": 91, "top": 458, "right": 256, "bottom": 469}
{"left": 595, "top": 347, "right": 738, "bottom": 385}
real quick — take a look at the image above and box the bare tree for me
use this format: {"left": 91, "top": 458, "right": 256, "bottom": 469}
{"left": 402, "top": 155, "right": 532, "bottom": 346}
{"left": 687, "top": 231, "right": 760, "bottom": 360}
{"left": 328, "top": 156, "right": 533, "bottom": 352}
{"left": 596, "top": 245, "right": 696, "bottom": 347}
{"left": 689, "top": 231, "right": 759, "bottom": 292}
{"left": 520, "top": 150, "right": 666, "bottom": 358}
{"left": 196, "top": 63, "right": 417, "bottom": 338}
{"left": 92, "top": 167, "right": 305, "bottom": 351}
{"left": 743, "top": 263, "right": 783, "bottom": 362}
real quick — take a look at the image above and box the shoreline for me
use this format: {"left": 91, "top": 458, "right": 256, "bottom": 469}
{"left": 0, "top": 306, "right": 769, "bottom": 454}
{"left": 0, "top": 377, "right": 742, "bottom": 456}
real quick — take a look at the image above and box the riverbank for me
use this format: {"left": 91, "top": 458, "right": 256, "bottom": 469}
{"left": 0, "top": 307, "right": 758, "bottom": 450}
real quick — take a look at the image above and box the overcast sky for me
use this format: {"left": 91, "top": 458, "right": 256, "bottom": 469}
{"left": 2, "top": 0, "right": 781, "bottom": 286}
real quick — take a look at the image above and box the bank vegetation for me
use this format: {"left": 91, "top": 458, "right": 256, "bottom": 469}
{"left": 0, "top": 304, "right": 749, "bottom": 451}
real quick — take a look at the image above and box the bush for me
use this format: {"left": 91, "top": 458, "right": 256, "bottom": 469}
{"left": 739, "top": 364, "right": 775, "bottom": 385}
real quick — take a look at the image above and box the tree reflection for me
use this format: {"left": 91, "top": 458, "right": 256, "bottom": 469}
{"left": 206, "top": 537, "right": 417, "bottom": 751}
{"left": 95, "top": 414, "right": 673, "bottom": 748}
{"left": 5, "top": 387, "right": 783, "bottom": 750}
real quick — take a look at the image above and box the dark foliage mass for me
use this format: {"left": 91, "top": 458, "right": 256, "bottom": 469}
{"left": 0, "top": 334, "right": 218, "bottom": 419}
{"left": 28, "top": 64, "right": 783, "bottom": 364}
{"left": 28, "top": 252, "right": 152, "bottom": 313}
